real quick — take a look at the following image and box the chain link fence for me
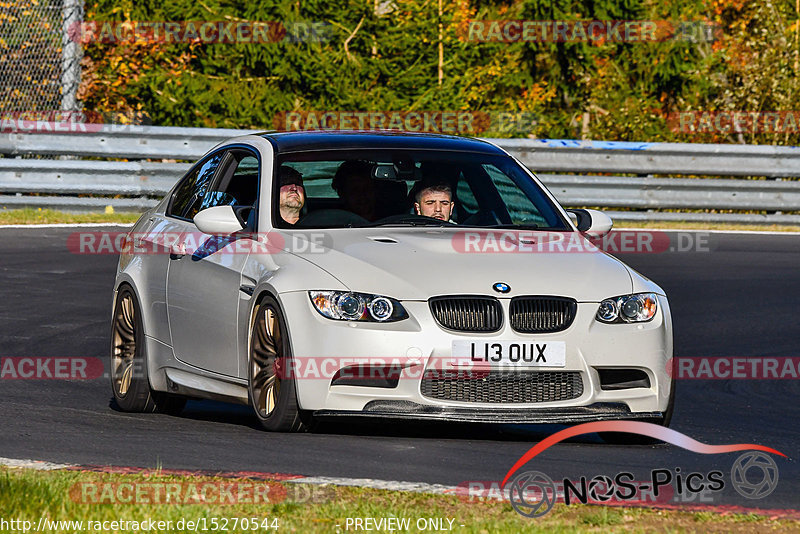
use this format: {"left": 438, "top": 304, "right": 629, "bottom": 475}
{"left": 0, "top": 0, "right": 83, "bottom": 114}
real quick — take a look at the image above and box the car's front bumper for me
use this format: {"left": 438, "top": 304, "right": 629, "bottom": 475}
{"left": 278, "top": 291, "right": 673, "bottom": 420}
{"left": 315, "top": 402, "right": 663, "bottom": 424}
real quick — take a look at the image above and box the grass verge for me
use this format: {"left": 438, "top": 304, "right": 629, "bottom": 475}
{"left": 0, "top": 208, "right": 140, "bottom": 225}
{"left": 1, "top": 467, "right": 798, "bottom": 533}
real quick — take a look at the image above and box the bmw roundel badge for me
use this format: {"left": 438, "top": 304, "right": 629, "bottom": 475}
{"left": 493, "top": 282, "right": 510, "bottom": 294}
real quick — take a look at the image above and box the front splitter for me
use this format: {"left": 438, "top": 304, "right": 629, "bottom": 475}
{"left": 314, "top": 401, "right": 663, "bottom": 424}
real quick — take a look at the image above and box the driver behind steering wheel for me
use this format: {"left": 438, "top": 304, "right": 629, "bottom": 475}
{"left": 278, "top": 166, "right": 305, "bottom": 225}
{"left": 413, "top": 182, "right": 455, "bottom": 223}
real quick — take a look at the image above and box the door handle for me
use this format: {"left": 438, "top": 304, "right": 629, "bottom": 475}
{"left": 169, "top": 243, "right": 186, "bottom": 260}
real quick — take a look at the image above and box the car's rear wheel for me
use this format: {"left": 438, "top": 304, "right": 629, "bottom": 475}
{"left": 110, "top": 286, "right": 186, "bottom": 415}
{"left": 248, "top": 296, "right": 307, "bottom": 432}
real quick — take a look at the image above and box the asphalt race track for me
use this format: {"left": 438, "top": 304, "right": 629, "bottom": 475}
{"left": 1, "top": 226, "right": 799, "bottom": 512}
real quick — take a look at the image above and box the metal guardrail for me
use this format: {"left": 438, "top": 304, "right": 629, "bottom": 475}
{"left": 0, "top": 125, "right": 254, "bottom": 160}
{"left": 1, "top": 125, "right": 799, "bottom": 224}
{"left": 4, "top": 125, "right": 800, "bottom": 175}
{"left": 502, "top": 139, "right": 800, "bottom": 177}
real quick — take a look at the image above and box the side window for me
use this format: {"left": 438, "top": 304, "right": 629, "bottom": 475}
{"left": 167, "top": 167, "right": 200, "bottom": 218}
{"left": 220, "top": 152, "right": 260, "bottom": 207}
{"left": 183, "top": 152, "right": 226, "bottom": 220}
{"left": 184, "top": 149, "right": 260, "bottom": 229}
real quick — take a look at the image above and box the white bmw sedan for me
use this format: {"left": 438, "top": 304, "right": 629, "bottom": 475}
{"left": 110, "top": 131, "right": 674, "bottom": 432}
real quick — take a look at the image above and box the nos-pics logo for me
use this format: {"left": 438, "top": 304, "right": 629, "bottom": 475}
{"left": 503, "top": 421, "right": 784, "bottom": 518}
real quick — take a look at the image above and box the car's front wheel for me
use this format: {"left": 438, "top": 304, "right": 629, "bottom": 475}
{"left": 110, "top": 285, "right": 186, "bottom": 415}
{"left": 248, "top": 296, "right": 307, "bottom": 432}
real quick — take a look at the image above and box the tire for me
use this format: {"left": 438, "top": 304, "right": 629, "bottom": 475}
{"left": 600, "top": 377, "right": 675, "bottom": 445}
{"left": 248, "top": 296, "right": 307, "bottom": 432}
{"left": 110, "top": 285, "right": 186, "bottom": 415}
{"left": 659, "top": 374, "right": 677, "bottom": 428}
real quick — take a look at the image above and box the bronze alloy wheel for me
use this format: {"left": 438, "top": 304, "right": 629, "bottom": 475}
{"left": 248, "top": 296, "right": 307, "bottom": 432}
{"left": 110, "top": 286, "right": 185, "bottom": 415}
{"left": 111, "top": 291, "right": 137, "bottom": 398}
{"left": 250, "top": 305, "right": 281, "bottom": 417}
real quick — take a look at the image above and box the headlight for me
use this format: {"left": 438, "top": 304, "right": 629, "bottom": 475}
{"left": 309, "top": 291, "right": 408, "bottom": 322}
{"left": 595, "top": 293, "right": 658, "bottom": 323}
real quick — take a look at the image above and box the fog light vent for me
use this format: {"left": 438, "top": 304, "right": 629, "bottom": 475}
{"left": 597, "top": 369, "right": 650, "bottom": 391}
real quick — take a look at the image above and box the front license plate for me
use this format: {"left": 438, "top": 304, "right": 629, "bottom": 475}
{"left": 451, "top": 340, "right": 566, "bottom": 368}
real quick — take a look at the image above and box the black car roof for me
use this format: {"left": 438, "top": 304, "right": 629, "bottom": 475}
{"left": 260, "top": 130, "right": 506, "bottom": 155}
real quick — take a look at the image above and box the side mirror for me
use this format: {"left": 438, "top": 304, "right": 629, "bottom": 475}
{"left": 567, "top": 208, "right": 613, "bottom": 238}
{"left": 194, "top": 205, "right": 245, "bottom": 235}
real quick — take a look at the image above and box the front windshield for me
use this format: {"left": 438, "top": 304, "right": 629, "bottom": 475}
{"left": 274, "top": 149, "right": 570, "bottom": 230}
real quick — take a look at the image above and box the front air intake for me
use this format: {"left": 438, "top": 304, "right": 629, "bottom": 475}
{"left": 421, "top": 370, "right": 584, "bottom": 403}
